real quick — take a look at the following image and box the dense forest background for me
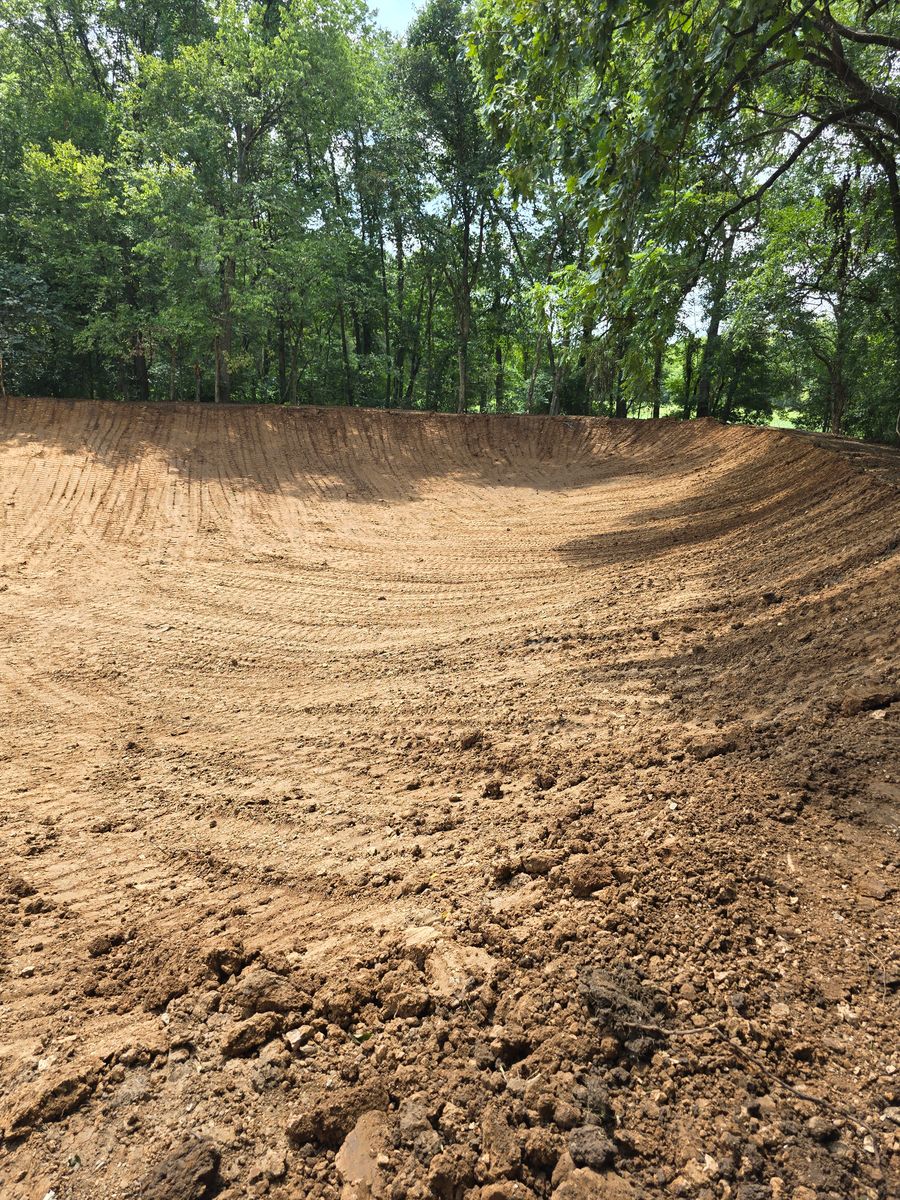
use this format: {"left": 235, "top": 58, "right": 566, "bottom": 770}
{"left": 0, "top": 0, "right": 898, "bottom": 439}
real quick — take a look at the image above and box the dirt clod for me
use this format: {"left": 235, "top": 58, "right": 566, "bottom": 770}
{"left": 220, "top": 1011, "right": 283, "bottom": 1057}
{"left": 567, "top": 1126, "right": 615, "bottom": 1171}
{"left": 228, "top": 966, "right": 304, "bottom": 1017}
{"left": 286, "top": 1079, "right": 390, "bottom": 1149}
{"left": 567, "top": 855, "right": 614, "bottom": 897}
{"left": 140, "top": 1138, "right": 220, "bottom": 1200}
{"left": 3, "top": 1063, "right": 100, "bottom": 1140}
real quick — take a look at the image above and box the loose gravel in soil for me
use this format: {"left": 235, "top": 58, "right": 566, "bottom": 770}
{"left": 0, "top": 397, "right": 898, "bottom": 1200}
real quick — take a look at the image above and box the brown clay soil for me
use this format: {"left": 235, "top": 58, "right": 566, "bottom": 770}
{"left": 1, "top": 397, "right": 899, "bottom": 1200}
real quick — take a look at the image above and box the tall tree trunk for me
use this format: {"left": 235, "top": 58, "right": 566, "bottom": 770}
{"left": 350, "top": 129, "right": 368, "bottom": 383}
{"left": 425, "top": 289, "right": 435, "bottom": 409}
{"left": 614, "top": 352, "right": 627, "bottom": 418}
{"left": 404, "top": 354, "right": 421, "bottom": 407}
{"left": 614, "top": 383, "right": 627, "bottom": 418}
{"left": 217, "top": 255, "right": 235, "bottom": 404}
{"left": 829, "top": 357, "right": 848, "bottom": 436}
{"left": 133, "top": 334, "right": 150, "bottom": 403}
{"left": 547, "top": 338, "right": 563, "bottom": 415}
{"left": 830, "top": 183, "right": 852, "bottom": 436}
{"left": 169, "top": 347, "right": 177, "bottom": 403}
{"left": 121, "top": 254, "right": 147, "bottom": 402}
{"left": 277, "top": 318, "right": 287, "bottom": 402}
{"left": 830, "top": 372, "right": 849, "bottom": 439}
{"left": 377, "top": 225, "right": 391, "bottom": 406}
{"left": 393, "top": 348, "right": 407, "bottom": 407}
{"left": 494, "top": 341, "right": 504, "bottom": 412}
{"left": 696, "top": 232, "right": 735, "bottom": 419}
{"left": 652, "top": 345, "right": 663, "bottom": 419}
{"left": 392, "top": 215, "right": 406, "bottom": 406}
{"left": 455, "top": 208, "right": 473, "bottom": 414}
{"left": 338, "top": 303, "right": 354, "bottom": 406}
{"left": 526, "top": 333, "right": 543, "bottom": 414}
{"left": 682, "top": 333, "right": 696, "bottom": 418}
{"left": 579, "top": 316, "right": 594, "bottom": 415}
{"left": 456, "top": 336, "right": 468, "bottom": 414}
{"left": 288, "top": 325, "right": 302, "bottom": 406}
{"left": 288, "top": 362, "right": 298, "bottom": 406}
{"left": 405, "top": 279, "right": 432, "bottom": 407}
{"left": 455, "top": 281, "right": 471, "bottom": 414}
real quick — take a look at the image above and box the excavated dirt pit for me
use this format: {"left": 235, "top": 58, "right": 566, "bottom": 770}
{"left": 0, "top": 397, "right": 898, "bottom": 1200}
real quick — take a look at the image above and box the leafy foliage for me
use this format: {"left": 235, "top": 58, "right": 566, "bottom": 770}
{"left": 473, "top": 0, "right": 900, "bottom": 437}
{"left": 0, "top": 0, "right": 897, "bottom": 438}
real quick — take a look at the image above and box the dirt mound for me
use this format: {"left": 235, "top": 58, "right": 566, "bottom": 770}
{"left": 0, "top": 397, "right": 898, "bottom": 1199}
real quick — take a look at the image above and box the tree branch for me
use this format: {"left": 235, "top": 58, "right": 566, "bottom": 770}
{"left": 814, "top": 26, "right": 900, "bottom": 135}
{"left": 821, "top": 6, "right": 900, "bottom": 51}
{"left": 710, "top": 117, "right": 837, "bottom": 234}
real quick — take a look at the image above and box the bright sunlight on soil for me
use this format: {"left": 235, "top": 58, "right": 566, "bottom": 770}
{"left": 1, "top": 398, "right": 898, "bottom": 1200}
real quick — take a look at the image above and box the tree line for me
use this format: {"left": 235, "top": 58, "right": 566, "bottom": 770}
{"left": 0, "top": 0, "right": 897, "bottom": 440}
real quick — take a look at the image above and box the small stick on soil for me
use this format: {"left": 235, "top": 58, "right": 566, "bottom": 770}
{"left": 625, "top": 1019, "right": 878, "bottom": 1138}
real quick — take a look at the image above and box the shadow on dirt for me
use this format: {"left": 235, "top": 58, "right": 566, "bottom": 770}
{"left": 554, "top": 431, "right": 896, "bottom": 603}
{"left": 1, "top": 397, "right": 746, "bottom": 507}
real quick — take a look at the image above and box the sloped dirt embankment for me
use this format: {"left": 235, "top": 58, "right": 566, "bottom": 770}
{"left": 0, "top": 397, "right": 898, "bottom": 1200}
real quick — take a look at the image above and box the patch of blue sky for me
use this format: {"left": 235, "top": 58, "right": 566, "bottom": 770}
{"left": 373, "top": 0, "right": 420, "bottom": 35}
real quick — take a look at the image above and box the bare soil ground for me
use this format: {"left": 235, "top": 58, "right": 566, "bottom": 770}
{"left": 0, "top": 397, "right": 898, "bottom": 1200}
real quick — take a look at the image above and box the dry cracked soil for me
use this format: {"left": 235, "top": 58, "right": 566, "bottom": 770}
{"left": 0, "top": 397, "right": 898, "bottom": 1200}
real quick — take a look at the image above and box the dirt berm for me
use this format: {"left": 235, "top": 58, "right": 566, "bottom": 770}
{"left": 0, "top": 397, "right": 898, "bottom": 1199}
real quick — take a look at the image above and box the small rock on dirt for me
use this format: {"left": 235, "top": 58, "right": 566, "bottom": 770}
{"left": 568, "top": 1125, "right": 615, "bottom": 1170}
{"left": 287, "top": 1079, "right": 390, "bottom": 1149}
{"left": 249, "top": 1150, "right": 286, "bottom": 1184}
{"left": 87, "top": 931, "right": 124, "bottom": 957}
{"left": 141, "top": 1137, "right": 220, "bottom": 1200}
{"left": 284, "top": 1024, "right": 313, "bottom": 1052}
{"left": 480, "top": 1101, "right": 520, "bottom": 1179}
{"left": 335, "top": 1109, "right": 393, "bottom": 1195}
{"left": 428, "top": 1145, "right": 477, "bottom": 1199}
{"left": 806, "top": 1114, "right": 839, "bottom": 1143}
{"left": 521, "top": 852, "right": 556, "bottom": 877}
{"left": 480, "top": 1183, "right": 538, "bottom": 1199}
{"left": 221, "top": 1012, "right": 283, "bottom": 1058}
{"left": 378, "top": 959, "right": 430, "bottom": 1018}
{"left": 3, "top": 1061, "right": 101, "bottom": 1139}
{"left": 204, "top": 940, "right": 246, "bottom": 981}
{"left": 568, "top": 855, "right": 613, "bottom": 898}
{"left": 858, "top": 875, "right": 893, "bottom": 901}
{"left": 552, "top": 1168, "right": 635, "bottom": 1199}
{"left": 426, "top": 940, "right": 496, "bottom": 1002}
{"left": 229, "top": 966, "right": 303, "bottom": 1017}
{"left": 3, "top": 875, "right": 36, "bottom": 899}
{"left": 839, "top": 687, "right": 897, "bottom": 716}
